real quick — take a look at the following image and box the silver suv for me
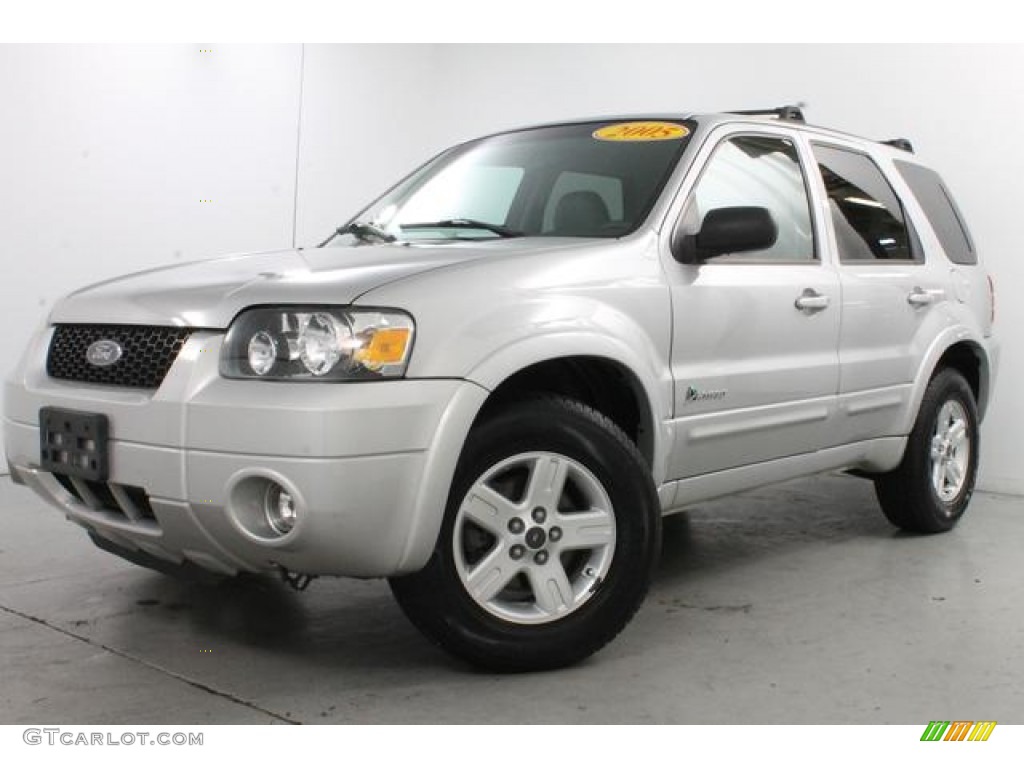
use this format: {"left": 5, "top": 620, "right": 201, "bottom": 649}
{"left": 3, "top": 107, "right": 998, "bottom": 671}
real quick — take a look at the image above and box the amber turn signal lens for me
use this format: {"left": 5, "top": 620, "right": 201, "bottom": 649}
{"left": 355, "top": 327, "right": 412, "bottom": 370}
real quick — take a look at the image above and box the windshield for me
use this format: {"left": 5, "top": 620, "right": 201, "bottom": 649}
{"left": 332, "top": 119, "right": 694, "bottom": 244}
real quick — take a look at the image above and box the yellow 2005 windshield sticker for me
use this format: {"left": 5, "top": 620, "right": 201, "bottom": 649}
{"left": 593, "top": 122, "right": 689, "bottom": 142}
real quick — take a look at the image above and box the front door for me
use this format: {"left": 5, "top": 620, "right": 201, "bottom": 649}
{"left": 664, "top": 130, "right": 841, "bottom": 479}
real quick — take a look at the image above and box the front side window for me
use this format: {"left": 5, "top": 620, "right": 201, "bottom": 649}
{"left": 813, "top": 144, "right": 916, "bottom": 262}
{"left": 338, "top": 120, "right": 693, "bottom": 243}
{"left": 684, "top": 135, "right": 815, "bottom": 261}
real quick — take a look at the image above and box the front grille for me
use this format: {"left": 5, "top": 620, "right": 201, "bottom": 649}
{"left": 47, "top": 324, "right": 192, "bottom": 389}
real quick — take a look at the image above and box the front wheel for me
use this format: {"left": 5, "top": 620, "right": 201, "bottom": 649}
{"left": 874, "top": 368, "right": 980, "bottom": 533}
{"left": 390, "top": 396, "right": 661, "bottom": 672}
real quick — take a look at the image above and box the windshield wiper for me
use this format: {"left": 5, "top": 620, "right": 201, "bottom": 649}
{"left": 400, "top": 219, "right": 523, "bottom": 239}
{"left": 318, "top": 220, "right": 397, "bottom": 247}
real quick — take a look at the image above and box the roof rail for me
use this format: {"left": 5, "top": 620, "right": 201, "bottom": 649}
{"left": 726, "top": 105, "right": 806, "bottom": 123}
{"left": 881, "top": 138, "right": 914, "bottom": 153}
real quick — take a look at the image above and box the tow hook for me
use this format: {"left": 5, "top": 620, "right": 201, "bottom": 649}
{"left": 277, "top": 566, "right": 317, "bottom": 592}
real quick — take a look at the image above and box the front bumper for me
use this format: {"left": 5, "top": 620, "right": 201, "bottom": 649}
{"left": 3, "top": 326, "right": 487, "bottom": 578}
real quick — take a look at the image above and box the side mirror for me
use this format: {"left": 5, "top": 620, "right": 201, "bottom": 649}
{"left": 671, "top": 206, "right": 778, "bottom": 264}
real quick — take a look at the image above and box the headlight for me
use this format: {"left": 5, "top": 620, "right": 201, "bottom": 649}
{"left": 220, "top": 307, "right": 415, "bottom": 381}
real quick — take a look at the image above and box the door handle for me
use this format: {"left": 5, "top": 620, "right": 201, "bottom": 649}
{"left": 907, "top": 287, "right": 945, "bottom": 306}
{"left": 794, "top": 289, "right": 830, "bottom": 313}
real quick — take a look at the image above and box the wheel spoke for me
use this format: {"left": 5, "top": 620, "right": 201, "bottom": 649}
{"left": 462, "top": 484, "right": 519, "bottom": 534}
{"left": 948, "top": 419, "right": 968, "bottom": 448}
{"left": 525, "top": 454, "right": 570, "bottom": 511}
{"left": 556, "top": 507, "right": 615, "bottom": 549}
{"left": 946, "top": 460, "right": 964, "bottom": 488}
{"left": 463, "top": 547, "right": 517, "bottom": 604}
{"left": 932, "top": 459, "right": 946, "bottom": 494}
{"left": 527, "top": 561, "right": 574, "bottom": 617}
{"left": 937, "top": 402, "right": 954, "bottom": 430}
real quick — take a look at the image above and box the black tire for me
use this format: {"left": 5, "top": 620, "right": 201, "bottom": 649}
{"left": 389, "top": 396, "right": 661, "bottom": 672}
{"left": 874, "top": 368, "right": 979, "bottom": 533}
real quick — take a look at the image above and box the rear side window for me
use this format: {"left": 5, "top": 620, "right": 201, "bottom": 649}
{"left": 812, "top": 144, "right": 916, "bottom": 262}
{"left": 895, "top": 160, "right": 976, "bottom": 265}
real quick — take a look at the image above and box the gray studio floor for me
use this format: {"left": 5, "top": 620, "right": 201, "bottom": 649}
{"left": 1, "top": 471, "right": 1022, "bottom": 725}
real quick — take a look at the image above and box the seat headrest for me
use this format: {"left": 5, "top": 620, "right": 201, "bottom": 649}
{"left": 553, "top": 190, "right": 611, "bottom": 237}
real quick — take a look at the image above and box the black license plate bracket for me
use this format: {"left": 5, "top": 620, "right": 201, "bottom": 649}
{"left": 39, "top": 407, "right": 109, "bottom": 482}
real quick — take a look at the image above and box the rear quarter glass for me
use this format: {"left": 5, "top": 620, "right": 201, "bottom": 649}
{"left": 895, "top": 160, "right": 977, "bottom": 265}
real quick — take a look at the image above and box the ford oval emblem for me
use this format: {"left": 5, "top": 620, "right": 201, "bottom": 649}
{"left": 86, "top": 339, "right": 123, "bottom": 367}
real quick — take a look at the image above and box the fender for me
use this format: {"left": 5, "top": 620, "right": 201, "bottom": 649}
{"left": 900, "top": 325, "right": 994, "bottom": 436}
{"left": 395, "top": 379, "right": 490, "bottom": 574}
{"left": 467, "top": 330, "right": 673, "bottom": 483}
{"left": 359, "top": 240, "right": 674, "bottom": 573}
{"left": 395, "top": 329, "right": 674, "bottom": 574}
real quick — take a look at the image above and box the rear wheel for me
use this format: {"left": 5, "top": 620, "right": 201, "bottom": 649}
{"left": 390, "top": 396, "right": 661, "bottom": 672}
{"left": 874, "top": 368, "right": 979, "bottom": 533}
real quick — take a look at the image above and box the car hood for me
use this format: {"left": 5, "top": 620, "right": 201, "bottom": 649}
{"left": 49, "top": 239, "right": 594, "bottom": 328}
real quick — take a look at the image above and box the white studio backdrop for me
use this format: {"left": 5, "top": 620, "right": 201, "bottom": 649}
{"left": 1, "top": 43, "right": 1022, "bottom": 494}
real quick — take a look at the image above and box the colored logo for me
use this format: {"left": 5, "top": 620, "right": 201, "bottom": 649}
{"left": 920, "top": 721, "right": 996, "bottom": 742}
{"left": 685, "top": 385, "right": 727, "bottom": 403}
{"left": 593, "top": 121, "right": 689, "bottom": 142}
{"left": 86, "top": 339, "right": 123, "bottom": 367}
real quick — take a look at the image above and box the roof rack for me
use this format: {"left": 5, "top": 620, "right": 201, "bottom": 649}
{"left": 726, "top": 105, "right": 806, "bottom": 123}
{"left": 724, "top": 108, "right": 914, "bottom": 153}
{"left": 881, "top": 138, "right": 914, "bottom": 153}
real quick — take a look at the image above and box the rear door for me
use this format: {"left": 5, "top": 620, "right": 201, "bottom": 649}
{"left": 807, "top": 142, "right": 951, "bottom": 445}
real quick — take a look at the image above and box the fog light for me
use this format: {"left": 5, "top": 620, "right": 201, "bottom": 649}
{"left": 264, "top": 483, "right": 297, "bottom": 535}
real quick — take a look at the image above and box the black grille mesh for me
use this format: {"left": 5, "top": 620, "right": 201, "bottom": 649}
{"left": 47, "top": 324, "right": 192, "bottom": 389}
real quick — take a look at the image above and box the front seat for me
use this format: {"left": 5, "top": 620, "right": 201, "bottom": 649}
{"left": 552, "top": 190, "right": 611, "bottom": 237}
